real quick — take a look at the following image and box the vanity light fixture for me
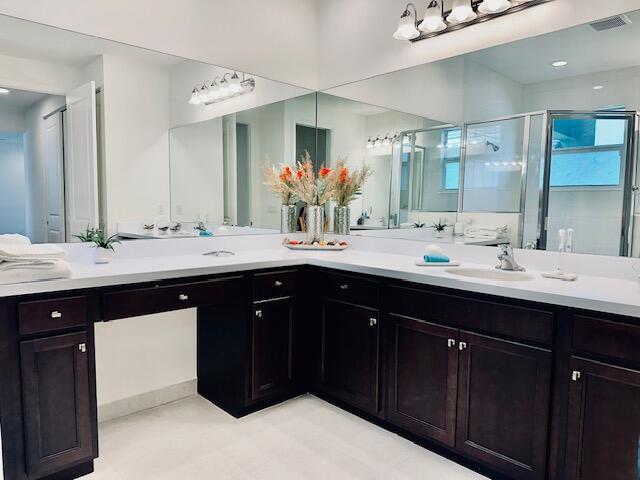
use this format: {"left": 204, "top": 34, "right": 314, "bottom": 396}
{"left": 593, "top": 85, "right": 604, "bottom": 90}
{"left": 188, "top": 71, "right": 256, "bottom": 106}
{"left": 393, "top": 3, "right": 420, "bottom": 40}
{"left": 395, "top": 0, "right": 555, "bottom": 42}
{"left": 366, "top": 133, "right": 400, "bottom": 149}
{"left": 551, "top": 60, "right": 568, "bottom": 67}
{"left": 0, "top": 87, "right": 9, "bottom": 95}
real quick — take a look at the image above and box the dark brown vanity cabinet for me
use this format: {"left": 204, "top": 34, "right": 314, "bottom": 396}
{"left": 20, "top": 332, "right": 96, "bottom": 479}
{"left": 251, "top": 298, "right": 295, "bottom": 401}
{"left": 386, "top": 286, "right": 552, "bottom": 480}
{"left": 319, "top": 298, "right": 381, "bottom": 416}
{"left": 564, "top": 357, "right": 640, "bottom": 480}
{"left": 387, "top": 314, "right": 459, "bottom": 447}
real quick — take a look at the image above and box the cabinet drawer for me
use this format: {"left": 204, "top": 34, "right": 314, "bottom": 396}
{"left": 321, "top": 272, "right": 379, "bottom": 307}
{"left": 388, "top": 285, "right": 553, "bottom": 346}
{"left": 253, "top": 270, "right": 297, "bottom": 301}
{"left": 572, "top": 315, "right": 640, "bottom": 364}
{"left": 103, "top": 276, "right": 244, "bottom": 321}
{"left": 19, "top": 296, "right": 87, "bottom": 336}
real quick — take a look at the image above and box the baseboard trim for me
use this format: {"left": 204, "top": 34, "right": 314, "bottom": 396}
{"left": 98, "top": 379, "right": 197, "bottom": 423}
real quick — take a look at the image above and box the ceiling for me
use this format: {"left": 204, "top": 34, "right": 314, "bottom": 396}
{"left": 467, "top": 10, "right": 640, "bottom": 85}
{"left": 0, "top": 88, "right": 46, "bottom": 110}
{"left": 0, "top": 14, "right": 183, "bottom": 69}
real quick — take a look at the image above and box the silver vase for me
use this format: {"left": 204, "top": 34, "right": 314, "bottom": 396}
{"left": 305, "top": 205, "right": 324, "bottom": 243}
{"left": 280, "top": 205, "right": 297, "bottom": 234}
{"left": 333, "top": 206, "right": 350, "bottom": 235}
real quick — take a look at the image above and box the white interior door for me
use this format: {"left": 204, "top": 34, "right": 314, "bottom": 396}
{"left": 64, "top": 81, "right": 98, "bottom": 240}
{"left": 44, "top": 112, "right": 65, "bottom": 243}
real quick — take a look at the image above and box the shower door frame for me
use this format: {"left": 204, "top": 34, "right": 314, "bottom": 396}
{"left": 538, "top": 110, "right": 639, "bottom": 256}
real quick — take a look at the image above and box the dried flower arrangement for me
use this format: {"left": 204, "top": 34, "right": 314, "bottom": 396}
{"left": 263, "top": 164, "right": 297, "bottom": 205}
{"left": 331, "top": 159, "right": 373, "bottom": 207}
{"left": 288, "top": 151, "right": 335, "bottom": 206}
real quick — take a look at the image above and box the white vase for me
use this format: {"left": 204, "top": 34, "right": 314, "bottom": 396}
{"left": 93, "top": 247, "right": 113, "bottom": 264}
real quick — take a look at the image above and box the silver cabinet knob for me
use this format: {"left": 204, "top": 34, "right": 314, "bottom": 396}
{"left": 51, "top": 311, "right": 62, "bottom": 319}
{"left": 369, "top": 317, "right": 377, "bottom": 327}
{"left": 458, "top": 342, "right": 467, "bottom": 351}
{"left": 447, "top": 339, "right": 456, "bottom": 348}
{"left": 79, "top": 343, "right": 87, "bottom": 353}
{"left": 178, "top": 294, "right": 189, "bottom": 301}
{"left": 274, "top": 280, "right": 283, "bottom": 287}
{"left": 571, "top": 370, "right": 581, "bottom": 381}
{"left": 256, "top": 310, "right": 263, "bottom": 318}
{"left": 339, "top": 284, "right": 349, "bottom": 290}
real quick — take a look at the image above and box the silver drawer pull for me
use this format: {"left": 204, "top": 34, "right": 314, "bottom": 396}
{"left": 369, "top": 317, "right": 377, "bottom": 327}
{"left": 339, "top": 284, "right": 349, "bottom": 290}
{"left": 256, "top": 310, "right": 263, "bottom": 318}
{"left": 79, "top": 343, "right": 86, "bottom": 353}
{"left": 51, "top": 311, "right": 62, "bottom": 319}
{"left": 458, "top": 342, "right": 467, "bottom": 351}
{"left": 178, "top": 294, "right": 189, "bottom": 301}
{"left": 571, "top": 370, "right": 581, "bottom": 382}
{"left": 447, "top": 339, "right": 456, "bottom": 348}
{"left": 274, "top": 280, "right": 283, "bottom": 287}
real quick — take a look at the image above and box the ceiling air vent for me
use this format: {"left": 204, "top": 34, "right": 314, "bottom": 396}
{"left": 589, "top": 14, "right": 632, "bottom": 32}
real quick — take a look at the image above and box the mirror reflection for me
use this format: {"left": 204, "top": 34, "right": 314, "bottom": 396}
{"left": 321, "top": 8, "right": 640, "bottom": 257}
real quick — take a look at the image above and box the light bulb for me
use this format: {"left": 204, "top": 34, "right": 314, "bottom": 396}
{"left": 229, "top": 72, "right": 242, "bottom": 94}
{"left": 218, "top": 79, "right": 230, "bottom": 98}
{"left": 393, "top": 10, "right": 419, "bottom": 40}
{"left": 382, "top": 135, "right": 391, "bottom": 146}
{"left": 188, "top": 87, "right": 201, "bottom": 105}
{"left": 449, "top": 0, "right": 476, "bottom": 22}
{"left": 0, "top": 88, "right": 10, "bottom": 95}
{"left": 419, "top": 1, "right": 446, "bottom": 33}
{"left": 479, "top": 0, "right": 511, "bottom": 14}
{"left": 366, "top": 138, "right": 374, "bottom": 149}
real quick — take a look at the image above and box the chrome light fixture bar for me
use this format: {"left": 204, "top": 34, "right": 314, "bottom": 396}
{"left": 189, "top": 72, "right": 256, "bottom": 106}
{"left": 393, "top": 0, "right": 555, "bottom": 42}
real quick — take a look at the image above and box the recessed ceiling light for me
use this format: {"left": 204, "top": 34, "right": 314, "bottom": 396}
{"left": 593, "top": 85, "right": 604, "bottom": 90}
{"left": 0, "top": 88, "right": 10, "bottom": 95}
{"left": 551, "top": 61, "right": 568, "bottom": 67}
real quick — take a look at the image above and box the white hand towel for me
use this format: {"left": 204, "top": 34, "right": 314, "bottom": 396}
{"left": 0, "top": 234, "right": 31, "bottom": 245}
{"left": 0, "top": 260, "right": 72, "bottom": 285}
{"left": 0, "top": 244, "right": 66, "bottom": 262}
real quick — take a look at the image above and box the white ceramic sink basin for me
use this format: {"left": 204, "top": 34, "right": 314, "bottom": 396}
{"left": 445, "top": 267, "right": 534, "bottom": 282}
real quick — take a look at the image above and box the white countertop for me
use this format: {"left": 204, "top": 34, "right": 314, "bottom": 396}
{"left": 1, "top": 235, "right": 640, "bottom": 318}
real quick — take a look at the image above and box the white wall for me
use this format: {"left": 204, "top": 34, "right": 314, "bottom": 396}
{"left": 0, "top": 135, "right": 26, "bottom": 235}
{"left": 101, "top": 53, "right": 171, "bottom": 234}
{"left": 0, "top": 0, "right": 319, "bottom": 90}
{"left": 0, "top": 105, "right": 26, "bottom": 131}
{"left": 169, "top": 117, "right": 224, "bottom": 223}
{"left": 24, "top": 95, "right": 66, "bottom": 243}
{"left": 0, "top": 52, "right": 82, "bottom": 95}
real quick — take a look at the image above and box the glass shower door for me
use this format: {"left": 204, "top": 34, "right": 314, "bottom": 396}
{"left": 541, "top": 112, "right": 636, "bottom": 256}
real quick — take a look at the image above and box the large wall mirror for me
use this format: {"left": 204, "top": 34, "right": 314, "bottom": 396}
{"left": 322, "top": 8, "right": 640, "bottom": 257}
{"left": 0, "top": 14, "right": 313, "bottom": 243}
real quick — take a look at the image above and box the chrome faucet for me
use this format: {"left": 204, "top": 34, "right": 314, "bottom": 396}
{"left": 496, "top": 243, "right": 525, "bottom": 272}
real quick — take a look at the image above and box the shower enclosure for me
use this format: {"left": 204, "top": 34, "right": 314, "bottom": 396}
{"left": 389, "top": 110, "right": 640, "bottom": 257}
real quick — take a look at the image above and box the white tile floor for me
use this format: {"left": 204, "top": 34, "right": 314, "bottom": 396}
{"left": 87, "top": 394, "right": 487, "bottom": 480}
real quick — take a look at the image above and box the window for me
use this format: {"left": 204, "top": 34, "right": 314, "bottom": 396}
{"left": 550, "top": 118, "right": 627, "bottom": 187}
{"left": 441, "top": 128, "right": 461, "bottom": 190}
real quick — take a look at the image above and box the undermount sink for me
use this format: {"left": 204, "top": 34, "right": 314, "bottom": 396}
{"left": 445, "top": 267, "right": 534, "bottom": 282}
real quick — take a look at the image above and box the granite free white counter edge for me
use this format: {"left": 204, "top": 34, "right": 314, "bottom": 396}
{"left": 1, "top": 247, "right": 640, "bottom": 319}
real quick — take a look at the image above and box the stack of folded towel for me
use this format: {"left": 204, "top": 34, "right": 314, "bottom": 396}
{"left": 0, "top": 235, "right": 72, "bottom": 285}
{"left": 423, "top": 244, "right": 450, "bottom": 263}
{"left": 464, "top": 225, "right": 508, "bottom": 240}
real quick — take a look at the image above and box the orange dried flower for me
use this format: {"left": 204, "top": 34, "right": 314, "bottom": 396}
{"left": 319, "top": 167, "right": 332, "bottom": 177}
{"left": 339, "top": 167, "right": 349, "bottom": 184}
{"left": 281, "top": 166, "right": 292, "bottom": 180}
{"left": 296, "top": 170, "right": 303, "bottom": 179}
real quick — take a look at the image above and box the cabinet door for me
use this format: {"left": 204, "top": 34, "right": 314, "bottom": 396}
{"left": 456, "top": 331, "right": 551, "bottom": 480}
{"left": 251, "top": 299, "right": 294, "bottom": 401}
{"left": 320, "top": 299, "right": 380, "bottom": 415}
{"left": 387, "top": 314, "right": 459, "bottom": 446}
{"left": 20, "top": 331, "right": 95, "bottom": 478}
{"left": 565, "top": 357, "right": 640, "bottom": 480}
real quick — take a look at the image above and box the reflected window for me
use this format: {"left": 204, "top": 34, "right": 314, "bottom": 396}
{"left": 441, "top": 128, "right": 461, "bottom": 191}
{"left": 551, "top": 118, "right": 627, "bottom": 187}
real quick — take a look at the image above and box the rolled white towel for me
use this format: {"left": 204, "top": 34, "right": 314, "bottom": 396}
{"left": 0, "top": 234, "right": 31, "bottom": 245}
{"left": 0, "top": 243, "right": 65, "bottom": 262}
{"left": 464, "top": 225, "right": 508, "bottom": 235}
{"left": 0, "top": 260, "right": 72, "bottom": 285}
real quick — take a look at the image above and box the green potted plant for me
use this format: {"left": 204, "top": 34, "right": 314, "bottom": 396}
{"left": 431, "top": 219, "right": 449, "bottom": 238}
{"left": 91, "top": 230, "right": 120, "bottom": 264}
